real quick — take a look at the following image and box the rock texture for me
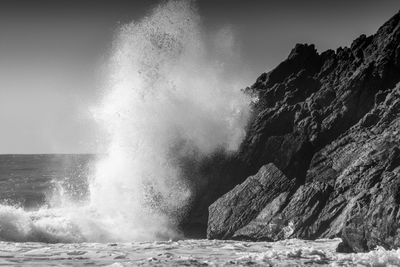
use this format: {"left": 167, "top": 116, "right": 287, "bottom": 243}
{"left": 207, "top": 11, "right": 400, "bottom": 252}
{"left": 207, "top": 163, "right": 295, "bottom": 239}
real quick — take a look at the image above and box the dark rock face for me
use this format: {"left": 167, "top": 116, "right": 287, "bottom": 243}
{"left": 305, "top": 86, "right": 400, "bottom": 252}
{"left": 207, "top": 163, "right": 295, "bottom": 239}
{"left": 206, "top": 11, "right": 400, "bottom": 252}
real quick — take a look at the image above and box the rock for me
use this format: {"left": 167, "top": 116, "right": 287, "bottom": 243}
{"left": 207, "top": 163, "right": 295, "bottom": 239}
{"left": 203, "top": 10, "right": 400, "bottom": 252}
{"left": 232, "top": 192, "right": 290, "bottom": 241}
{"left": 304, "top": 86, "right": 400, "bottom": 251}
{"left": 229, "top": 180, "right": 332, "bottom": 242}
{"left": 239, "top": 10, "right": 400, "bottom": 184}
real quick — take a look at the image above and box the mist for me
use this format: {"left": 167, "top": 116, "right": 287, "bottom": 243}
{"left": 90, "top": 0, "right": 251, "bottom": 240}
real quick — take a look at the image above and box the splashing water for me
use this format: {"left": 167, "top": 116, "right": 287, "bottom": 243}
{"left": 90, "top": 0, "right": 250, "bottom": 241}
{"left": 0, "top": 0, "right": 250, "bottom": 242}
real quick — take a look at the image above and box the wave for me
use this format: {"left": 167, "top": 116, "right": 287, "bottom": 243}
{"left": 0, "top": 204, "right": 88, "bottom": 243}
{"left": 0, "top": 203, "right": 180, "bottom": 243}
{"left": 0, "top": 0, "right": 250, "bottom": 243}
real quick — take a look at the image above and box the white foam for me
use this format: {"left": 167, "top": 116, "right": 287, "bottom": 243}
{"left": 337, "top": 246, "right": 400, "bottom": 266}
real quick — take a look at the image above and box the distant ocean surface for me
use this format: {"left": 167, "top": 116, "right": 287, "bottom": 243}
{"left": 0, "top": 154, "right": 96, "bottom": 209}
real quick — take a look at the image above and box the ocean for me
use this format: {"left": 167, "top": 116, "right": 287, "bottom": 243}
{"left": 0, "top": 154, "right": 399, "bottom": 266}
{"left": 0, "top": 154, "right": 95, "bottom": 209}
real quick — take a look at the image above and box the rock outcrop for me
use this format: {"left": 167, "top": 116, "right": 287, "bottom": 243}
{"left": 207, "top": 163, "right": 295, "bottom": 239}
{"left": 207, "top": 10, "right": 400, "bottom": 252}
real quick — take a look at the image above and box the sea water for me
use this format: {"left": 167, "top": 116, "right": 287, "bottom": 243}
{"left": 0, "top": 155, "right": 400, "bottom": 266}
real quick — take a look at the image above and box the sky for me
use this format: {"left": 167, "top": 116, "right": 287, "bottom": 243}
{"left": 0, "top": 0, "right": 398, "bottom": 154}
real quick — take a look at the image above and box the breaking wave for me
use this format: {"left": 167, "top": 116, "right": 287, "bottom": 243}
{"left": 0, "top": 0, "right": 250, "bottom": 242}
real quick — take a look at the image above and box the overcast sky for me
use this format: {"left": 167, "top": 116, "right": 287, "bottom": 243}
{"left": 0, "top": 0, "right": 398, "bottom": 154}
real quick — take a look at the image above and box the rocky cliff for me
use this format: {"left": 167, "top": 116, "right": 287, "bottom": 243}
{"left": 207, "top": 10, "right": 400, "bottom": 252}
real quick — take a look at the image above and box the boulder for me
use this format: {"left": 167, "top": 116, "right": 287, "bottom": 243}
{"left": 207, "top": 163, "right": 295, "bottom": 239}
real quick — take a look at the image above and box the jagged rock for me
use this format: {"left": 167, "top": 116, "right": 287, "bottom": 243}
{"left": 303, "top": 85, "right": 400, "bottom": 251}
{"left": 240, "top": 10, "right": 400, "bottom": 182}
{"left": 207, "top": 163, "right": 294, "bottom": 239}
{"left": 204, "top": 10, "right": 400, "bottom": 252}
